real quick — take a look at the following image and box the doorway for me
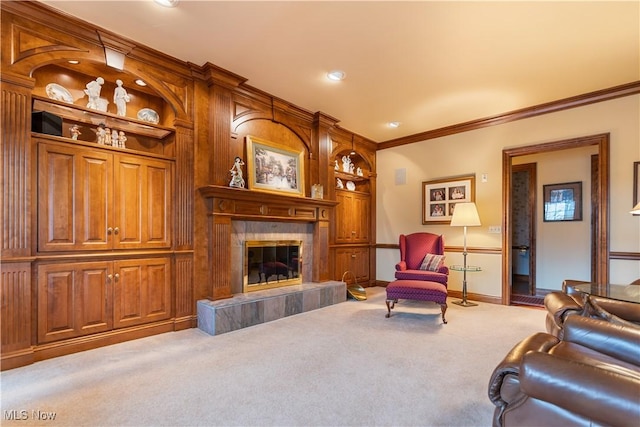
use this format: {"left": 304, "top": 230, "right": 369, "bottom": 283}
{"left": 502, "top": 134, "right": 610, "bottom": 306}
{"left": 510, "top": 163, "right": 539, "bottom": 305}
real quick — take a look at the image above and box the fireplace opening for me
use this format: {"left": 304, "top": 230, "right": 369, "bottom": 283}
{"left": 244, "top": 240, "right": 302, "bottom": 292}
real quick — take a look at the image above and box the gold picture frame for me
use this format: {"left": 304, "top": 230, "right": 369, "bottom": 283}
{"left": 422, "top": 174, "right": 475, "bottom": 224}
{"left": 246, "top": 135, "right": 305, "bottom": 197}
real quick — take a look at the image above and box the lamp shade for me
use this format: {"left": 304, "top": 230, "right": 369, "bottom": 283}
{"left": 450, "top": 202, "right": 481, "bottom": 227}
{"left": 631, "top": 202, "right": 640, "bottom": 215}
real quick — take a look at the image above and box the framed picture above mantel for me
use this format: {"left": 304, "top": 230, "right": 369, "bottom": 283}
{"left": 422, "top": 174, "right": 476, "bottom": 224}
{"left": 246, "top": 135, "right": 305, "bottom": 197}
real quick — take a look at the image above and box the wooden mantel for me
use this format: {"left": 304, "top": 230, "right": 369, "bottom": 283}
{"left": 199, "top": 185, "right": 338, "bottom": 300}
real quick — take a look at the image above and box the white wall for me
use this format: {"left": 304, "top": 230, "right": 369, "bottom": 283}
{"left": 376, "top": 95, "right": 640, "bottom": 297}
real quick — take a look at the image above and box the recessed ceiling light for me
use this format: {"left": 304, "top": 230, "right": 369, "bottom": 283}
{"left": 153, "top": 0, "right": 179, "bottom": 7}
{"left": 135, "top": 79, "right": 147, "bottom": 87}
{"left": 68, "top": 60, "right": 80, "bottom": 65}
{"left": 388, "top": 121, "right": 400, "bottom": 128}
{"left": 327, "top": 70, "right": 346, "bottom": 81}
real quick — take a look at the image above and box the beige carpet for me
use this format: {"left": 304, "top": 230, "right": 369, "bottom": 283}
{"left": 0, "top": 287, "right": 546, "bottom": 427}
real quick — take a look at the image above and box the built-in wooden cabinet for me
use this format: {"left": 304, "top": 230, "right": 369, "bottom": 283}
{"left": 38, "top": 140, "right": 172, "bottom": 252}
{"left": 37, "top": 257, "right": 171, "bottom": 344}
{"left": 332, "top": 150, "right": 375, "bottom": 286}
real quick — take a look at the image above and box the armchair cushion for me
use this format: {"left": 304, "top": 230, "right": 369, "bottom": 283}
{"left": 419, "top": 253, "right": 445, "bottom": 271}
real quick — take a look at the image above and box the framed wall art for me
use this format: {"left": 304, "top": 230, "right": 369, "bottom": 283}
{"left": 543, "top": 181, "right": 582, "bottom": 222}
{"left": 246, "top": 135, "right": 305, "bottom": 197}
{"left": 422, "top": 174, "right": 475, "bottom": 224}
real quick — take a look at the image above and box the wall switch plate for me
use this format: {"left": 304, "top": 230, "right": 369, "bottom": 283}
{"left": 488, "top": 225, "right": 502, "bottom": 234}
{"left": 481, "top": 173, "right": 488, "bottom": 183}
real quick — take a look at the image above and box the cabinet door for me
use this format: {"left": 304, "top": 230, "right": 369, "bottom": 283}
{"left": 38, "top": 262, "right": 112, "bottom": 343}
{"left": 114, "top": 156, "right": 172, "bottom": 249}
{"left": 352, "top": 194, "right": 370, "bottom": 243}
{"left": 335, "top": 247, "right": 369, "bottom": 284}
{"left": 38, "top": 143, "right": 113, "bottom": 252}
{"left": 113, "top": 258, "right": 172, "bottom": 329}
{"left": 334, "top": 191, "right": 354, "bottom": 243}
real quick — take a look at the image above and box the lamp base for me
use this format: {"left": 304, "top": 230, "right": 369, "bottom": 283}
{"left": 452, "top": 299, "right": 478, "bottom": 307}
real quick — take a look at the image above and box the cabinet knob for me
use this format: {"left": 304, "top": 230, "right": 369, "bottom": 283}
{"left": 351, "top": 254, "right": 356, "bottom": 258}
{"left": 114, "top": 227, "right": 120, "bottom": 235}
{"left": 114, "top": 273, "right": 120, "bottom": 281}
{"left": 351, "top": 231, "right": 356, "bottom": 234}
{"left": 107, "top": 274, "right": 113, "bottom": 283}
{"left": 107, "top": 227, "right": 113, "bottom": 235}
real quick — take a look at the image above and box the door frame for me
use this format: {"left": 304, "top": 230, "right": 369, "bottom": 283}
{"left": 501, "top": 133, "right": 610, "bottom": 304}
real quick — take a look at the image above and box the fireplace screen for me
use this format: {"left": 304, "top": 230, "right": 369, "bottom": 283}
{"left": 244, "top": 240, "right": 302, "bottom": 292}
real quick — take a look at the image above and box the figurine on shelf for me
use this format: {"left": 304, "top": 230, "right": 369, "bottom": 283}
{"left": 70, "top": 124, "right": 81, "bottom": 140}
{"left": 104, "top": 127, "right": 112, "bottom": 146}
{"left": 118, "top": 131, "right": 127, "bottom": 148}
{"left": 113, "top": 79, "right": 131, "bottom": 117}
{"left": 229, "top": 156, "right": 245, "bottom": 188}
{"left": 356, "top": 167, "right": 363, "bottom": 177}
{"left": 336, "top": 177, "right": 344, "bottom": 189}
{"left": 334, "top": 159, "right": 339, "bottom": 171}
{"left": 84, "top": 77, "right": 104, "bottom": 110}
{"left": 111, "top": 129, "right": 119, "bottom": 147}
{"left": 95, "top": 123, "right": 106, "bottom": 145}
{"left": 341, "top": 155, "right": 351, "bottom": 173}
{"left": 349, "top": 162, "right": 355, "bottom": 175}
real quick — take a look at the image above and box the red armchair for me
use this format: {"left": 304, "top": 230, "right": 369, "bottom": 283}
{"left": 395, "top": 232, "right": 448, "bottom": 286}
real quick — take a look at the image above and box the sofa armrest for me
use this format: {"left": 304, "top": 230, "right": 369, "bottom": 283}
{"left": 488, "top": 332, "right": 559, "bottom": 407}
{"left": 543, "top": 292, "right": 583, "bottom": 331}
{"left": 395, "top": 261, "right": 406, "bottom": 271}
{"left": 563, "top": 315, "right": 640, "bottom": 366}
{"left": 521, "top": 352, "right": 640, "bottom": 427}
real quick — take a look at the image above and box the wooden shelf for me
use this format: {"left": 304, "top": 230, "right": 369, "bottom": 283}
{"left": 334, "top": 170, "right": 369, "bottom": 182}
{"left": 33, "top": 96, "right": 174, "bottom": 139}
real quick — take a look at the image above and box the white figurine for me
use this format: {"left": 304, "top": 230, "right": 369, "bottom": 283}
{"left": 70, "top": 124, "right": 81, "bottom": 140}
{"left": 341, "top": 155, "right": 351, "bottom": 173}
{"left": 118, "top": 131, "right": 127, "bottom": 148}
{"left": 334, "top": 160, "right": 339, "bottom": 171}
{"left": 349, "top": 162, "right": 355, "bottom": 174}
{"left": 113, "top": 79, "right": 131, "bottom": 117}
{"left": 104, "top": 127, "right": 112, "bottom": 146}
{"left": 229, "top": 156, "right": 245, "bottom": 188}
{"left": 95, "top": 123, "right": 106, "bottom": 145}
{"left": 336, "top": 177, "right": 344, "bottom": 189}
{"left": 84, "top": 77, "right": 104, "bottom": 110}
{"left": 111, "top": 129, "right": 119, "bottom": 147}
{"left": 356, "top": 167, "right": 363, "bottom": 176}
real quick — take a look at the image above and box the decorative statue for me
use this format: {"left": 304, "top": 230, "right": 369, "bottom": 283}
{"left": 113, "top": 79, "right": 131, "bottom": 117}
{"left": 334, "top": 160, "right": 339, "bottom": 171}
{"left": 95, "top": 123, "right": 106, "bottom": 145}
{"left": 336, "top": 177, "right": 344, "bottom": 189}
{"left": 111, "top": 129, "right": 119, "bottom": 147}
{"left": 356, "top": 167, "right": 363, "bottom": 176}
{"left": 229, "top": 156, "right": 245, "bottom": 188}
{"left": 84, "top": 77, "right": 105, "bottom": 110}
{"left": 341, "top": 155, "right": 351, "bottom": 173}
{"left": 104, "top": 127, "right": 112, "bottom": 146}
{"left": 70, "top": 124, "right": 81, "bottom": 140}
{"left": 118, "top": 131, "right": 127, "bottom": 148}
{"left": 349, "top": 162, "right": 355, "bottom": 175}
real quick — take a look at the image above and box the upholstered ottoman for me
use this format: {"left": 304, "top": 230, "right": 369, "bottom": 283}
{"left": 385, "top": 280, "right": 448, "bottom": 324}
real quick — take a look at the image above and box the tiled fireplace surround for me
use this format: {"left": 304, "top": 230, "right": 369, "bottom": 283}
{"left": 197, "top": 187, "right": 346, "bottom": 335}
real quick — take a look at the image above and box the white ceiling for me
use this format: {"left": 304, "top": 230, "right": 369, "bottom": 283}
{"left": 40, "top": 1, "right": 639, "bottom": 142}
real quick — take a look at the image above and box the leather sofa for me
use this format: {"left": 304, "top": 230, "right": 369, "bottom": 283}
{"left": 488, "top": 315, "right": 640, "bottom": 427}
{"left": 545, "top": 280, "right": 640, "bottom": 338}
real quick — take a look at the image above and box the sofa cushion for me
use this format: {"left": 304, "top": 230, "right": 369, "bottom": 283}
{"left": 419, "top": 253, "right": 445, "bottom": 271}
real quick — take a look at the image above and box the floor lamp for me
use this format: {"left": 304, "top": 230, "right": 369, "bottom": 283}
{"left": 450, "top": 202, "right": 481, "bottom": 307}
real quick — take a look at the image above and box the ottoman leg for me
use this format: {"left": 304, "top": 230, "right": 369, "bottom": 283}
{"left": 440, "top": 303, "right": 448, "bottom": 324}
{"left": 385, "top": 299, "right": 396, "bottom": 318}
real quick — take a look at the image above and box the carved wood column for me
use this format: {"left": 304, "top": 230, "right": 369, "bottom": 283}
{"left": 1, "top": 74, "right": 35, "bottom": 366}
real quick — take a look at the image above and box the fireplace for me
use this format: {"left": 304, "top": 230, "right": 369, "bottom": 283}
{"left": 244, "top": 240, "right": 302, "bottom": 292}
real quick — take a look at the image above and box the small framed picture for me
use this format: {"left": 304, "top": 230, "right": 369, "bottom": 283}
{"left": 422, "top": 174, "right": 475, "bottom": 224}
{"left": 543, "top": 181, "right": 582, "bottom": 222}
